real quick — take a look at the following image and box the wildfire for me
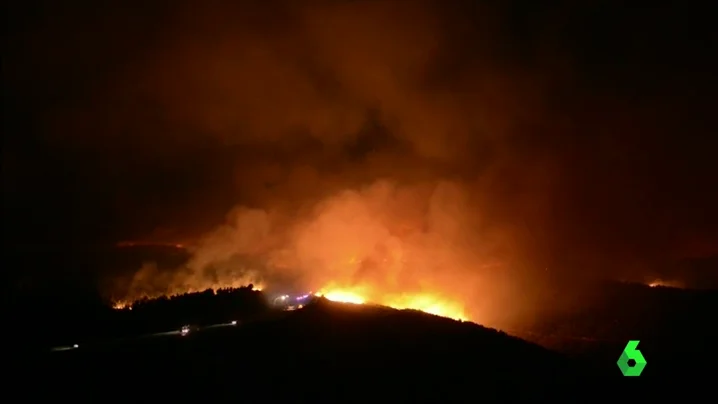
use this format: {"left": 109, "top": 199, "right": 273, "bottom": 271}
{"left": 647, "top": 279, "right": 683, "bottom": 289}
{"left": 113, "top": 301, "right": 130, "bottom": 310}
{"left": 384, "top": 293, "right": 468, "bottom": 321}
{"left": 111, "top": 284, "right": 264, "bottom": 310}
{"left": 315, "top": 290, "right": 366, "bottom": 304}
{"left": 113, "top": 282, "right": 469, "bottom": 322}
{"left": 314, "top": 286, "right": 468, "bottom": 322}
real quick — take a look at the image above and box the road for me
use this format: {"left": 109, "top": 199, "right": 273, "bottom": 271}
{"left": 49, "top": 320, "right": 240, "bottom": 352}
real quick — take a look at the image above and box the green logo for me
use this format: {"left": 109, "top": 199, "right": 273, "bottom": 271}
{"left": 617, "top": 340, "right": 647, "bottom": 376}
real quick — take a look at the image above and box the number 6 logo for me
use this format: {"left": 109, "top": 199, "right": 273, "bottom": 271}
{"left": 617, "top": 340, "right": 647, "bottom": 376}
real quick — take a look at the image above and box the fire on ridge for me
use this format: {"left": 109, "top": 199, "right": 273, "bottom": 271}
{"left": 113, "top": 283, "right": 469, "bottom": 322}
{"left": 314, "top": 286, "right": 469, "bottom": 321}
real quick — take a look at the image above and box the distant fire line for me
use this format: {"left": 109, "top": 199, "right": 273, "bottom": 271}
{"left": 115, "top": 241, "right": 187, "bottom": 249}
{"left": 112, "top": 285, "right": 470, "bottom": 323}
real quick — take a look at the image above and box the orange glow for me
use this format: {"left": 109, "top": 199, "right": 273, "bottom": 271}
{"left": 113, "top": 301, "right": 129, "bottom": 310}
{"left": 114, "top": 281, "right": 470, "bottom": 322}
{"left": 110, "top": 182, "right": 503, "bottom": 325}
{"left": 647, "top": 279, "right": 683, "bottom": 289}
{"left": 111, "top": 284, "right": 264, "bottom": 310}
{"left": 384, "top": 293, "right": 467, "bottom": 321}
{"left": 315, "top": 289, "right": 366, "bottom": 304}
{"left": 315, "top": 285, "right": 468, "bottom": 321}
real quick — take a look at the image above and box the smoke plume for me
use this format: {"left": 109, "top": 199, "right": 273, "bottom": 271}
{"left": 6, "top": 1, "right": 717, "bottom": 324}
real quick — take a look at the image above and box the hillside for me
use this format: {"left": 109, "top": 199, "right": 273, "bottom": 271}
{"left": 14, "top": 280, "right": 717, "bottom": 400}
{"left": 26, "top": 299, "right": 602, "bottom": 401}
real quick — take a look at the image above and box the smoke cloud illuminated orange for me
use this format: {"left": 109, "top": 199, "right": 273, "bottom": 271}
{"left": 88, "top": 0, "right": 717, "bottom": 329}
{"left": 112, "top": 180, "right": 528, "bottom": 325}
{"left": 88, "top": 0, "right": 580, "bottom": 331}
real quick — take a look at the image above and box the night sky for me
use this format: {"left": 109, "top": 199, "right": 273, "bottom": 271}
{"left": 4, "top": 0, "right": 717, "bottom": 293}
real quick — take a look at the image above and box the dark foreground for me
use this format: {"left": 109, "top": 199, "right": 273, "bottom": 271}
{"left": 17, "top": 300, "right": 688, "bottom": 402}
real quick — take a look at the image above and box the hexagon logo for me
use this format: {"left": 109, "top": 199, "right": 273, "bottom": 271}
{"left": 617, "top": 340, "right": 647, "bottom": 376}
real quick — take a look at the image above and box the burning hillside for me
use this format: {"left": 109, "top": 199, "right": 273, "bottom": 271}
{"left": 315, "top": 287, "right": 468, "bottom": 321}
{"left": 113, "top": 285, "right": 468, "bottom": 322}
{"left": 7, "top": 0, "right": 718, "bottom": 347}
{"left": 110, "top": 180, "right": 526, "bottom": 326}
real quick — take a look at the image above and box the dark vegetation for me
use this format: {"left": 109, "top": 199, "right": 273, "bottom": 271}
{"left": 24, "top": 299, "right": 606, "bottom": 401}
{"left": 19, "top": 292, "right": 710, "bottom": 401}
{"left": 6, "top": 247, "right": 717, "bottom": 400}
{"left": 9, "top": 286, "right": 717, "bottom": 400}
{"left": 529, "top": 281, "right": 718, "bottom": 344}
{"left": 8, "top": 285, "right": 267, "bottom": 350}
{"left": 512, "top": 281, "right": 718, "bottom": 385}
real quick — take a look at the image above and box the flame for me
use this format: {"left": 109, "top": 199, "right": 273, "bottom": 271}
{"left": 111, "top": 245, "right": 471, "bottom": 322}
{"left": 647, "top": 279, "right": 683, "bottom": 288}
{"left": 114, "top": 282, "right": 469, "bottom": 323}
{"left": 111, "top": 284, "right": 264, "bottom": 310}
{"left": 315, "top": 285, "right": 468, "bottom": 321}
{"left": 315, "top": 290, "right": 366, "bottom": 304}
{"left": 108, "top": 182, "right": 497, "bottom": 324}
{"left": 384, "top": 293, "right": 467, "bottom": 321}
{"left": 113, "top": 301, "right": 130, "bottom": 310}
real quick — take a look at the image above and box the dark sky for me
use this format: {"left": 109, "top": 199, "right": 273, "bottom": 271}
{"left": 4, "top": 0, "right": 717, "bottom": 288}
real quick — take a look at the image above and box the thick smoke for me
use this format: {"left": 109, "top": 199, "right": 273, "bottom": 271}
{"left": 100, "top": 1, "right": 578, "bottom": 327}
{"left": 123, "top": 179, "right": 543, "bottom": 327}
{"left": 7, "top": 1, "right": 716, "bottom": 322}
